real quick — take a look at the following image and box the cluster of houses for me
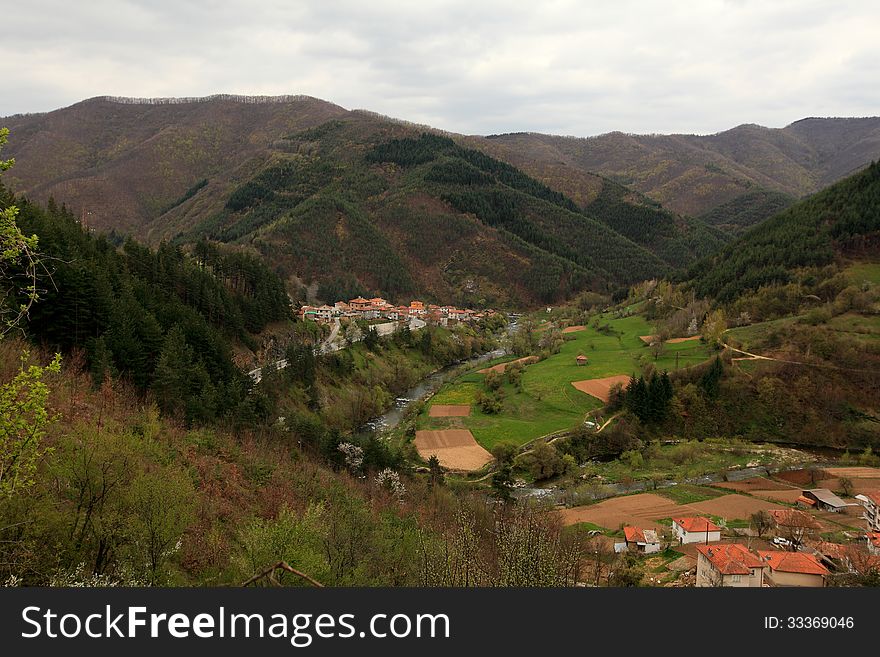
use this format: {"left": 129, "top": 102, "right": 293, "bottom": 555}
{"left": 299, "top": 296, "right": 492, "bottom": 325}
{"left": 619, "top": 487, "right": 880, "bottom": 587}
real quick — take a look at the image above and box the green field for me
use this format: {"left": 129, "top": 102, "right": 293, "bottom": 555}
{"left": 421, "top": 314, "right": 714, "bottom": 449}
{"left": 846, "top": 261, "right": 880, "bottom": 286}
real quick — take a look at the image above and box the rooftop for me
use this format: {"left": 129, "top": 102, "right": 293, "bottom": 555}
{"left": 769, "top": 508, "right": 821, "bottom": 529}
{"left": 674, "top": 517, "right": 722, "bottom": 533}
{"left": 757, "top": 551, "right": 830, "bottom": 576}
{"left": 623, "top": 526, "right": 659, "bottom": 544}
{"left": 803, "top": 488, "right": 851, "bottom": 508}
{"left": 697, "top": 544, "right": 764, "bottom": 575}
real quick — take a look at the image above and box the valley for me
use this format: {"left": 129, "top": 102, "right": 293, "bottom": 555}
{"left": 2, "top": 100, "right": 880, "bottom": 589}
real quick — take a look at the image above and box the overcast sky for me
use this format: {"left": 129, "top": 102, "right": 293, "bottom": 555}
{"left": 2, "top": 0, "right": 878, "bottom": 136}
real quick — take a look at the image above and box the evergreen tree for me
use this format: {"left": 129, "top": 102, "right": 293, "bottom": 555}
{"left": 700, "top": 357, "right": 724, "bottom": 400}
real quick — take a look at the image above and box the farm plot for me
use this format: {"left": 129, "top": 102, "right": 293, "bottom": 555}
{"left": 560, "top": 493, "right": 689, "bottom": 529}
{"left": 413, "top": 429, "right": 492, "bottom": 471}
{"left": 639, "top": 335, "right": 701, "bottom": 345}
{"left": 561, "top": 325, "right": 586, "bottom": 334}
{"left": 822, "top": 466, "right": 880, "bottom": 478}
{"left": 712, "top": 477, "right": 795, "bottom": 493}
{"left": 429, "top": 404, "right": 471, "bottom": 417}
{"left": 686, "top": 494, "right": 785, "bottom": 518}
{"left": 571, "top": 375, "right": 632, "bottom": 402}
{"left": 478, "top": 356, "right": 538, "bottom": 374}
{"left": 750, "top": 489, "right": 805, "bottom": 503}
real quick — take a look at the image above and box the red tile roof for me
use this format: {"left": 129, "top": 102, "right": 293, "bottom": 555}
{"left": 863, "top": 490, "right": 880, "bottom": 506}
{"left": 623, "top": 526, "right": 643, "bottom": 543}
{"left": 811, "top": 541, "right": 847, "bottom": 560}
{"left": 796, "top": 495, "right": 816, "bottom": 506}
{"left": 757, "top": 551, "right": 829, "bottom": 576}
{"left": 697, "top": 544, "right": 764, "bottom": 575}
{"left": 868, "top": 532, "right": 880, "bottom": 549}
{"left": 674, "top": 517, "right": 721, "bottom": 533}
{"left": 769, "top": 508, "right": 821, "bottom": 529}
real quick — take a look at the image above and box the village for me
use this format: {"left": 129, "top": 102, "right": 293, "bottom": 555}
{"left": 584, "top": 482, "right": 880, "bottom": 587}
{"left": 299, "top": 296, "right": 494, "bottom": 326}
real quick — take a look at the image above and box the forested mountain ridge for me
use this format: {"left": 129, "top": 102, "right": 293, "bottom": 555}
{"left": 198, "top": 125, "right": 728, "bottom": 305}
{"left": 484, "top": 117, "right": 880, "bottom": 226}
{"left": 2, "top": 96, "right": 725, "bottom": 306}
{"left": 687, "top": 160, "right": 880, "bottom": 303}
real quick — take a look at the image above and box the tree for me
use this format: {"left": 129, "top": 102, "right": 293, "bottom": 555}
{"left": 701, "top": 309, "right": 727, "bottom": 348}
{"left": 1, "top": 128, "right": 41, "bottom": 337}
{"left": 519, "top": 441, "right": 565, "bottom": 481}
{"left": 491, "top": 463, "right": 515, "bottom": 503}
{"left": 608, "top": 552, "right": 643, "bottom": 587}
{"left": 838, "top": 477, "right": 854, "bottom": 497}
{"left": 699, "top": 357, "right": 724, "bottom": 400}
{"left": 750, "top": 510, "right": 773, "bottom": 538}
{"left": 0, "top": 352, "right": 61, "bottom": 499}
{"left": 0, "top": 128, "right": 61, "bottom": 502}
{"left": 491, "top": 441, "right": 518, "bottom": 465}
{"left": 774, "top": 510, "right": 819, "bottom": 551}
{"left": 427, "top": 455, "right": 444, "bottom": 488}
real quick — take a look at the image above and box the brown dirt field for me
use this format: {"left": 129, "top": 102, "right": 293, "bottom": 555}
{"left": 750, "top": 489, "right": 806, "bottom": 503}
{"left": 774, "top": 469, "right": 831, "bottom": 485}
{"left": 822, "top": 466, "right": 880, "bottom": 478}
{"left": 712, "top": 477, "right": 795, "bottom": 492}
{"left": 638, "top": 335, "right": 700, "bottom": 345}
{"left": 560, "top": 493, "right": 688, "bottom": 529}
{"left": 414, "top": 430, "right": 492, "bottom": 471}
{"left": 478, "top": 356, "right": 538, "bottom": 374}
{"left": 571, "top": 375, "right": 632, "bottom": 402}
{"left": 428, "top": 404, "right": 471, "bottom": 417}
{"left": 687, "top": 494, "right": 785, "bottom": 519}
{"left": 561, "top": 325, "right": 586, "bottom": 334}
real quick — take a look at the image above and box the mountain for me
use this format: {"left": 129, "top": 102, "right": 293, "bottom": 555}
{"left": 687, "top": 160, "right": 880, "bottom": 303}
{"left": 1, "top": 95, "right": 349, "bottom": 235}
{"left": 483, "top": 117, "right": 880, "bottom": 225}
{"left": 1, "top": 96, "right": 726, "bottom": 307}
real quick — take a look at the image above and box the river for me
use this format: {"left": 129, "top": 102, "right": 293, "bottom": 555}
{"left": 363, "top": 319, "right": 518, "bottom": 432}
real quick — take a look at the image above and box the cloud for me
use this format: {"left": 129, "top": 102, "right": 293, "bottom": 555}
{"left": 1, "top": 0, "right": 879, "bottom": 136}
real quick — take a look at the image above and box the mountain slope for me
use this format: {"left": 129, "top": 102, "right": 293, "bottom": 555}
{"left": 484, "top": 117, "right": 880, "bottom": 221}
{"left": 1, "top": 95, "right": 348, "bottom": 235}
{"left": 687, "top": 160, "right": 880, "bottom": 303}
{"left": 2, "top": 97, "right": 729, "bottom": 306}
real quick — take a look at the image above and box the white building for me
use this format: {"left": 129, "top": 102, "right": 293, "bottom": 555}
{"left": 855, "top": 491, "right": 880, "bottom": 532}
{"left": 672, "top": 517, "right": 722, "bottom": 544}
{"left": 623, "top": 526, "right": 661, "bottom": 554}
{"left": 696, "top": 544, "right": 766, "bottom": 587}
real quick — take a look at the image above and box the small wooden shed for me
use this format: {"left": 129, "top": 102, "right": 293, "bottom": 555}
{"left": 576, "top": 354, "right": 588, "bottom": 366}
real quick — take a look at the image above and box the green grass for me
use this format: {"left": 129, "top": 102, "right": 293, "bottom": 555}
{"left": 825, "top": 312, "right": 880, "bottom": 341}
{"left": 656, "top": 485, "right": 725, "bottom": 505}
{"left": 579, "top": 439, "right": 785, "bottom": 483}
{"left": 725, "top": 315, "right": 801, "bottom": 349}
{"left": 846, "top": 261, "right": 880, "bottom": 286}
{"left": 422, "top": 313, "right": 714, "bottom": 449}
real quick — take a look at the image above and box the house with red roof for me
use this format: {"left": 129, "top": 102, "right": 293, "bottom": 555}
{"left": 672, "top": 517, "right": 722, "bottom": 544}
{"left": 349, "top": 297, "right": 372, "bottom": 312}
{"left": 623, "top": 526, "right": 661, "bottom": 554}
{"left": 757, "top": 551, "right": 829, "bottom": 587}
{"left": 696, "top": 543, "right": 766, "bottom": 587}
{"left": 867, "top": 531, "right": 880, "bottom": 556}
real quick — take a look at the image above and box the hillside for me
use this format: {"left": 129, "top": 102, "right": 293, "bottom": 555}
{"left": 485, "top": 117, "right": 880, "bottom": 224}
{"left": 1, "top": 95, "right": 349, "bottom": 235}
{"left": 1, "top": 97, "right": 727, "bottom": 306}
{"left": 688, "top": 160, "right": 880, "bottom": 303}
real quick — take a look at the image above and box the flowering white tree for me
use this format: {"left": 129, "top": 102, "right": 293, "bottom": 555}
{"left": 337, "top": 442, "right": 364, "bottom": 473}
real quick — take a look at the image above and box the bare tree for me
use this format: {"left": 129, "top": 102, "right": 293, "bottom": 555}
{"left": 750, "top": 510, "right": 773, "bottom": 538}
